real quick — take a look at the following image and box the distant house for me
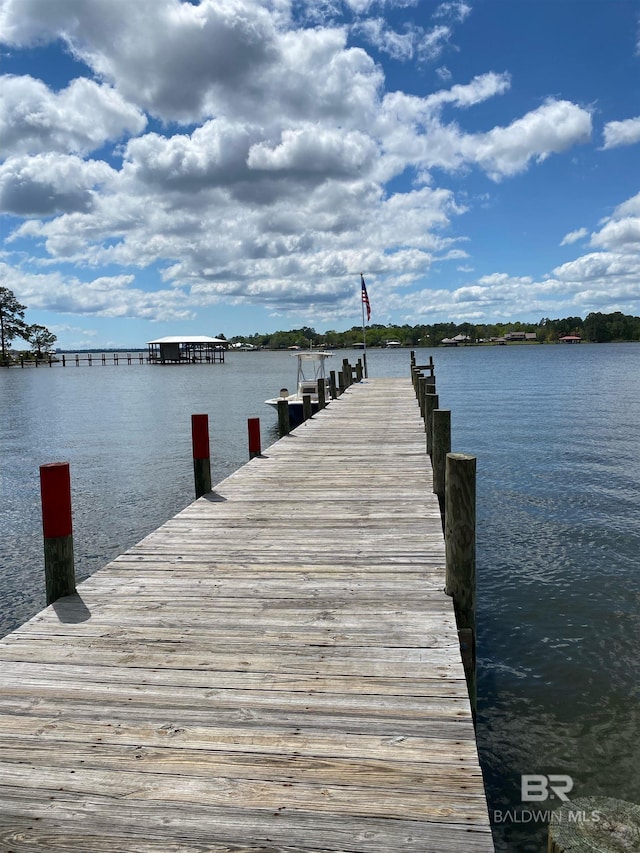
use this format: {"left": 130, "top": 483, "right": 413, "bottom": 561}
{"left": 503, "top": 331, "right": 538, "bottom": 342}
{"left": 147, "top": 335, "right": 227, "bottom": 364}
{"left": 559, "top": 335, "right": 581, "bottom": 344}
{"left": 440, "top": 334, "right": 471, "bottom": 347}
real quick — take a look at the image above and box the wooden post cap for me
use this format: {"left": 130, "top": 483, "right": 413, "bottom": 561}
{"left": 191, "top": 414, "right": 210, "bottom": 460}
{"left": 39, "top": 462, "right": 73, "bottom": 538}
{"left": 247, "top": 417, "right": 261, "bottom": 457}
{"left": 548, "top": 797, "right": 640, "bottom": 852}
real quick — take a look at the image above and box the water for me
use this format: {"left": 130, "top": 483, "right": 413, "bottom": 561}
{"left": 1, "top": 344, "right": 639, "bottom": 851}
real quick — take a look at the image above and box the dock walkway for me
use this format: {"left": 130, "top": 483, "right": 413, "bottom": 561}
{"left": 0, "top": 377, "right": 493, "bottom": 852}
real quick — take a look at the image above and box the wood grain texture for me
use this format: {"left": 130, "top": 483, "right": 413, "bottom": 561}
{"left": 0, "top": 377, "right": 494, "bottom": 851}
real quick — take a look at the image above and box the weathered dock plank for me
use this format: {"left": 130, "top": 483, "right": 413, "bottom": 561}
{"left": 0, "top": 377, "right": 493, "bottom": 852}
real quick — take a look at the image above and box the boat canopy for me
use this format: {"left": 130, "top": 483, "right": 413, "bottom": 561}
{"left": 295, "top": 352, "right": 332, "bottom": 385}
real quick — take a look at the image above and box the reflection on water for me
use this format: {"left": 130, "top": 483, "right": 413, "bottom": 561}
{"left": 2, "top": 343, "right": 640, "bottom": 851}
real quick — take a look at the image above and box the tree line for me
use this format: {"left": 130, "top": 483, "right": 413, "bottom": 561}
{"left": 2, "top": 282, "right": 639, "bottom": 358}
{"left": 0, "top": 287, "right": 57, "bottom": 363}
{"left": 229, "top": 312, "right": 640, "bottom": 349}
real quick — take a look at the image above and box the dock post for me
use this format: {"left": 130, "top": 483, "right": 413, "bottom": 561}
{"left": 317, "top": 378, "right": 326, "bottom": 410}
{"left": 342, "top": 359, "right": 352, "bottom": 387}
{"left": 548, "top": 797, "right": 640, "bottom": 852}
{"left": 444, "top": 452, "right": 476, "bottom": 711}
{"left": 424, "top": 392, "right": 439, "bottom": 457}
{"left": 247, "top": 418, "right": 261, "bottom": 459}
{"left": 432, "top": 409, "right": 451, "bottom": 508}
{"left": 329, "top": 371, "right": 337, "bottom": 400}
{"left": 417, "top": 375, "right": 425, "bottom": 417}
{"left": 355, "top": 360, "right": 363, "bottom": 381}
{"left": 39, "top": 462, "right": 76, "bottom": 605}
{"left": 191, "top": 414, "right": 212, "bottom": 498}
{"left": 302, "top": 393, "right": 312, "bottom": 421}
{"left": 277, "top": 398, "right": 290, "bottom": 436}
{"left": 338, "top": 371, "right": 346, "bottom": 395}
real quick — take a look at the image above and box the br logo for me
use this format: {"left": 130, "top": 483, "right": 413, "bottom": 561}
{"left": 521, "top": 775, "right": 573, "bottom": 802}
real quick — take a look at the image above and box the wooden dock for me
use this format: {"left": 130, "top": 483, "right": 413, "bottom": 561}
{"left": 0, "top": 377, "right": 493, "bottom": 852}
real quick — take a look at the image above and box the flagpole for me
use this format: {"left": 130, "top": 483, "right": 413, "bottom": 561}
{"left": 360, "top": 272, "right": 368, "bottom": 379}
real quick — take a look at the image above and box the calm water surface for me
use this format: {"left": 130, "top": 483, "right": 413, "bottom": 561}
{"left": 1, "top": 344, "right": 639, "bottom": 851}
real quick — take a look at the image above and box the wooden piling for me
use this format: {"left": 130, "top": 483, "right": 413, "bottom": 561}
{"left": 432, "top": 409, "right": 451, "bottom": 505}
{"left": 329, "top": 370, "right": 337, "bottom": 400}
{"left": 39, "top": 462, "right": 76, "bottom": 605}
{"left": 277, "top": 398, "right": 290, "bottom": 436}
{"left": 317, "top": 378, "right": 326, "bottom": 410}
{"left": 247, "top": 417, "right": 261, "bottom": 458}
{"left": 548, "top": 797, "right": 640, "bottom": 852}
{"left": 302, "top": 393, "right": 312, "bottom": 421}
{"left": 417, "top": 375, "right": 426, "bottom": 418}
{"left": 444, "top": 452, "right": 476, "bottom": 710}
{"left": 342, "top": 359, "right": 351, "bottom": 387}
{"left": 424, "top": 392, "right": 439, "bottom": 457}
{"left": 191, "top": 414, "right": 212, "bottom": 498}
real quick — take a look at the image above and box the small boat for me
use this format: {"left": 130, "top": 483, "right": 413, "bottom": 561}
{"left": 265, "top": 351, "right": 332, "bottom": 426}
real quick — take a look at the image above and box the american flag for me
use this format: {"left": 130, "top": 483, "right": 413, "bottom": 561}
{"left": 361, "top": 273, "right": 371, "bottom": 322}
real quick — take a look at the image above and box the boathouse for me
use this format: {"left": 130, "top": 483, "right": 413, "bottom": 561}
{"left": 559, "top": 334, "right": 581, "bottom": 344}
{"left": 147, "top": 335, "right": 227, "bottom": 364}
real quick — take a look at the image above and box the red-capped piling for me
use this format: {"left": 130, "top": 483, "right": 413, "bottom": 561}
{"left": 191, "top": 414, "right": 212, "bottom": 498}
{"left": 248, "top": 417, "right": 261, "bottom": 458}
{"left": 39, "top": 462, "right": 76, "bottom": 605}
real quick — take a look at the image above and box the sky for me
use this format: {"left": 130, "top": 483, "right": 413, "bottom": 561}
{"left": 1, "top": 0, "right": 640, "bottom": 348}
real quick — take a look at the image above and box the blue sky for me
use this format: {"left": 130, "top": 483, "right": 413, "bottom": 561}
{"left": 1, "top": 0, "right": 640, "bottom": 348}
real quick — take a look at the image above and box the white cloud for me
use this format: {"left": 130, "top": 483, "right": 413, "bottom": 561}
{"left": 0, "top": 0, "right": 281, "bottom": 123}
{"left": 602, "top": 117, "right": 640, "bottom": 149}
{"left": 0, "top": 262, "right": 193, "bottom": 321}
{"left": 418, "top": 25, "right": 453, "bottom": 62}
{"left": 553, "top": 251, "right": 640, "bottom": 282}
{"left": 463, "top": 99, "right": 592, "bottom": 180}
{"left": 590, "top": 217, "right": 640, "bottom": 251}
{"left": 434, "top": 1, "right": 472, "bottom": 23}
{"left": 0, "top": 75, "right": 146, "bottom": 157}
{"left": 423, "top": 72, "right": 512, "bottom": 111}
{"left": 0, "top": 154, "right": 115, "bottom": 216}
{"left": 247, "top": 127, "right": 378, "bottom": 176}
{"left": 352, "top": 17, "right": 416, "bottom": 61}
{"left": 561, "top": 227, "right": 588, "bottom": 246}
{"left": 0, "top": 0, "right": 611, "bottom": 337}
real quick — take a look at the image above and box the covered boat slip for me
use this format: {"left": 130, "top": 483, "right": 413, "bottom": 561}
{"left": 147, "top": 335, "right": 226, "bottom": 364}
{"left": 0, "top": 377, "right": 493, "bottom": 852}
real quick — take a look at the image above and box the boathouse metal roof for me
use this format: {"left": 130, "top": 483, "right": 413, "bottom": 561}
{"left": 146, "top": 335, "right": 227, "bottom": 345}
